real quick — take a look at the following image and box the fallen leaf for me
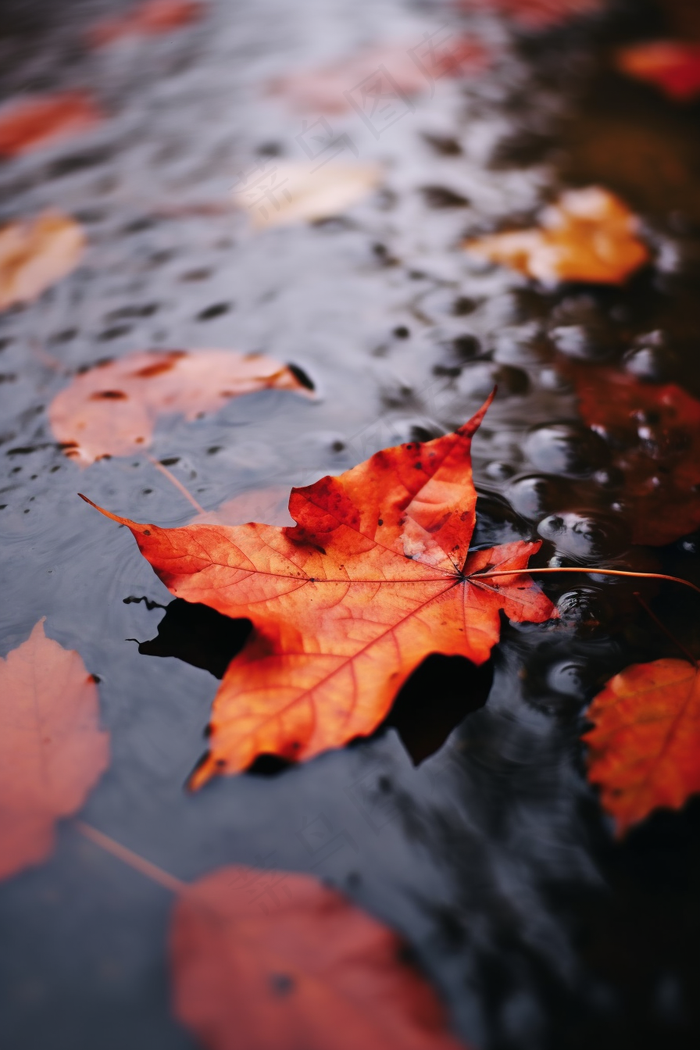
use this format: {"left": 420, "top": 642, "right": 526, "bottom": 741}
{"left": 88, "top": 0, "right": 205, "bottom": 47}
{"left": 83, "top": 397, "right": 556, "bottom": 784}
{"left": 0, "top": 211, "right": 86, "bottom": 312}
{"left": 568, "top": 362, "right": 700, "bottom": 545}
{"left": 49, "top": 349, "right": 314, "bottom": 465}
{"left": 584, "top": 658, "right": 700, "bottom": 836}
{"left": 0, "top": 92, "right": 103, "bottom": 158}
{"left": 616, "top": 41, "right": 700, "bottom": 102}
{"left": 232, "top": 161, "right": 382, "bottom": 229}
{"left": 459, "top": 0, "right": 602, "bottom": 28}
{"left": 464, "top": 186, "right": 650, "bottom": 285}
{"left": 268, "top": 38, "right": 491, "bottom": 115}
{"left": 171, "top": 864, "right": 468, "bottom": 1050}
{"left": 0, "top": 620, "right": 109, "bottom": 882}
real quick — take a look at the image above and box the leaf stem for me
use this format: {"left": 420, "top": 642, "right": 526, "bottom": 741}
{"left": 475, "top": 566, "right": 700, "bottom": 598}
{"left": 146, "top": 454, "right": 206, "bottom": 515}
{"left": 75, "top": 820, "right": 186, "bottom": 895}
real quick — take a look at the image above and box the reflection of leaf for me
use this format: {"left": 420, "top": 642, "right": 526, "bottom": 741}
{"left": 0, "top": 620, "right": 109, "bottom": 882}
{"left": 464, "top": 187, "right": 650, "bottom": 285}
{"left": 584, "top": 659, "right": 700, "bottom": 836}
{"left": 0, "top": 92, "right": 103, "bottom": 158}
{"left": 84, "top": 397, "right": 555, "bottom": 786}
{"left": 567, "top": 362, "right": 700, "bottom": 545}
{"left": 172, "top": 865, "right": 469, "bottom": 1050}
{"left": 459, "top": 0, "right": 602, "bottom": 29}
{"left": 232, "top": 162, "right": 382, "bottom": 230}
{"left": 0, "top": 211, "right": 85, "bottom": 312}
{"left": 190, "top": 486, "right": 294, "bottom": 527}
{"left": 88, "top": 0, "right": 205, "bottom": 47}
{"left": 49, "top": 349, "right": 314, "bottom": 465}
{"left": 616, "top": 41, "right": 700, "bottom": 102}
{"left": 269, "top": 39, "right": 491, "bottom": 114}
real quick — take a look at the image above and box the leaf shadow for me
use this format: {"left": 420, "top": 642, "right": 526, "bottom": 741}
{"left": 137, "top": 599, "right": 493, "bottom": 773}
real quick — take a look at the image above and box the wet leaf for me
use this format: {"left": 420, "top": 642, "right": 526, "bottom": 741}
{"left": 460, "top": 0, "right": 602, "bottom": 28}
{"left": 49, "top": 349, "right": 314, "bottom": 465}
{"left": 268, "top": 38, "right": 491, "bottom": 115}
{"left": 0, "top": 92, "right": 103, "bottom": 158}
{"left": 171, "top": 864, "right": 469, "bottom": 1050}
{"left": 88, "top": 0, "right": 205, "bottom": 47}
{"left": 568, "top": 362, "right": 700, "bottom": 545}
{"left": 84, "top": 397, "right": 555, "bottom": 785}
{"left": 584, "top": 658, "right": 700, "bottom": 836}
{"left": 232, "top": 162, "right": 382, "bottom": 229}
{"left": 616, "top": 41, "right": 700, "bottom": 102}
{"left": 0, "top": 620, "right": 109, "bottom": 882}
{"left": 464, "top": 186, "right": 650, "bottom": 285}
{"left": 0, "top": 211, "right": 86, "bottom": 312}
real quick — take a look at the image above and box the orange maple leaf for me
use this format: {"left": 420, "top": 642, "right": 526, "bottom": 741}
{"left": 0, "top": 92, "right": 103, "bottom": 158}
{"left": 584, "top": 659, "right": 700, "bottom": 836}
{"left": 0, "top": 620, "right": 109, "bottom": 882}
{"left": 172, "top": 864, "right": 469, "bottom": 1050}
{"left": 464, "top": 187, "right": 650, "bottom": 286}
{"left": 0, "top": 211, "right": 85, "bottom": 312}
{"left": 83, "top": 398, "right": 555, "bottom": 786}
{"left": 49, "top": 348, "right": 314, "bottom": 465}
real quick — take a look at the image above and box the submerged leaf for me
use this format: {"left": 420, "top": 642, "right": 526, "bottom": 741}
{"left": 88, "top": 0, "right": 205, "bottom": 47}
{"left": 49, "top": 348, "right": 314, "bottom": 465}
{"left": 232, "top": 161, "right": 382, "bottom": 229}
{"left": 459, "top": 0, "right": 602, "bottom": 28}
{"left": 0, "top": 620, "right": 109, "bottom": 882}
{"left": 0, "top": 92, "right": 103, "bottom": 158}
{"left": 464, "top": 186, "right": 650, "bottom": 285}
{"left": 0, "top": 211, "right": 85, "bottom": 312}
{"left": 616, "top": 41, "right": 700, "bottom": 102}
{"left": 171, "top": 864, "right": 469, "bottom": 1050}
{"left": 84, "top": 397, "right": 555, "bottom": 784}
{"left": 585, "top": 659, "right": 700, "bottom": 836}
{"left": 269, "top": 38, "right": 491, "bottom": 115}
{"left": 568, "top": 362, "right": 700, "bottom": 546}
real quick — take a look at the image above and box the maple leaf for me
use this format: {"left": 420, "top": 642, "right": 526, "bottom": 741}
{"left": 171, "top": 864, "right": 469, "bottom": 1050}
{"left": 232, "top": 162, "right": 382, "bottom": 229}
{"left": 0, "top": 211, "right": 85, "bottom": 312}
{"left": 0, "top": 92, "right": 103, "bottom": 158}
{"left": 268, "top": 39, "right": 491, "bottom": 115}
{"left": 616, "top": 41, "right": 700, "bottom": 102}
{"left": 0, "top": 620, "right": 109, "bottom": 882}
{"left": 584, "top": 658, "right": 700, "bottom": 836}
{"left": 567, "top": 362, "right": 700, "bottom": 546}
{"left": 464, "top": 187, "right": 650, "bottom": 285}
{"left": 83, "top": 397, "right": 555, "bottom": 785}
{"left": 88, "top": 0, "right": 205, "bottom": 47}
{"left": 458, "top": 0, "right": 602, "bottom": 29}
{"left": 49, "top": 348, "right": 314, "bottom": 465}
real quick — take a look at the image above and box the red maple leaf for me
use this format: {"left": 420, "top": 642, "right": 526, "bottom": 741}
{"left": 83, "top": 397, "right": 555, "bottom": 785}
{"left": 616, "top": 41, "right": 700, "bottom": 102}
{"left": 0, "top": 92, "right": 102, "bottom": 158}
{"left": 458, "top": 0, "right": 602, "bottom": 30}
{"left": 568, "top": 362, "right": 700, "bottom": 546}
{"left": 0, "top": 620, "right": 109, "bottom": 882}
{"left": 585, "top": 658, "right": 700, "bottom": 836}
{"left": 172, "top": 864, "right": 470, "bottom": 1050}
